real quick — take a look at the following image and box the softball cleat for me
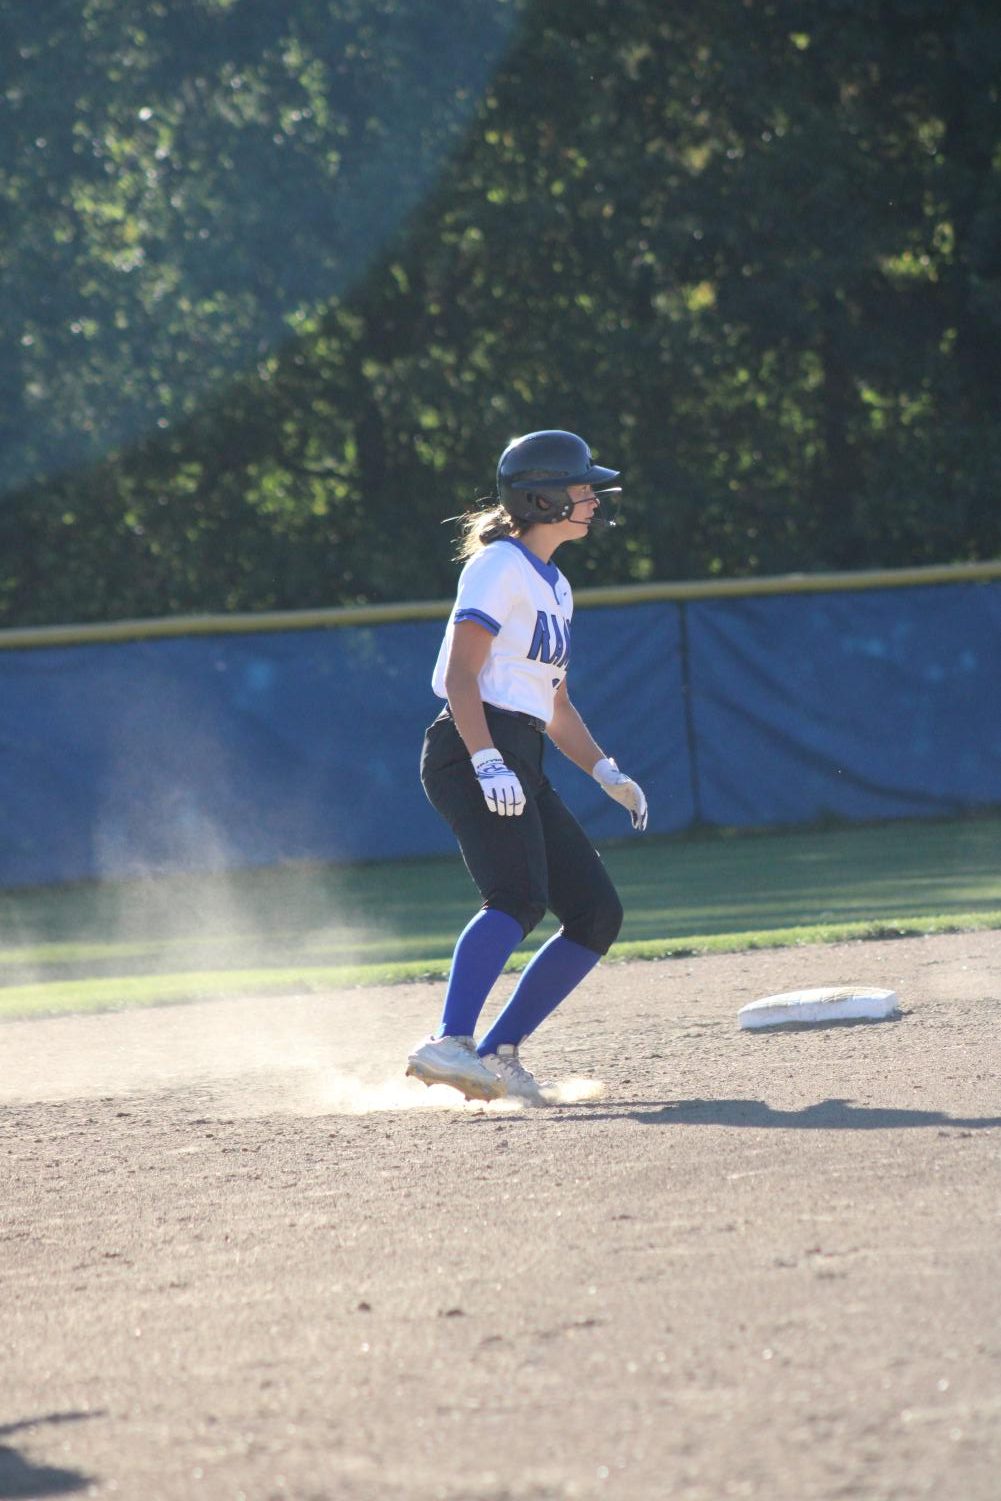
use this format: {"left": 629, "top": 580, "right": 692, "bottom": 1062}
{"left": 479, "top": 1044, "right": 550, "bottom": 1105}
{"left": 405, "top": 1034, "right": 508, "bottom": 1102}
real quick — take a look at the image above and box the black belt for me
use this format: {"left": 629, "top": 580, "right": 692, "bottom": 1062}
{"left": 441, "top": 703, "right": 547, "bottom": 735}
{"left": 485, "top": 702, "right": 547, "bottom": 734}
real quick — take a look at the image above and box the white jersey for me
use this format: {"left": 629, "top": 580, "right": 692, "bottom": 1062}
{"left": 431, "top": 537, "right": 573, "bottom": 725}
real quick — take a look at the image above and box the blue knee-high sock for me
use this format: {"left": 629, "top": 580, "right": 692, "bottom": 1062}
{"left": 437, "top": 907, "right": 524, "bottom": 1039}
{"left": 476, "top": 933, "right": 600, "bottom": 1054}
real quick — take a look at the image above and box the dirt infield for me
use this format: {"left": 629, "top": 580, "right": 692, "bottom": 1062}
{"left": 3, "top": 930, "right": 1000, "bottom": 1501}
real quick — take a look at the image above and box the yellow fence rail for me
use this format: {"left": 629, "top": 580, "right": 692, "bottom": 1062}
{"left": 1, "top": 559, "right": 999, "bottom": 651}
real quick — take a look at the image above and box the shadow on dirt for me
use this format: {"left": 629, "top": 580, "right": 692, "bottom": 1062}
{"left": 0, "top": 1412, "right": 101, "bottom": 1499}
{"left": 627, "top": 1098, "right": 1001, "bottom": 1130}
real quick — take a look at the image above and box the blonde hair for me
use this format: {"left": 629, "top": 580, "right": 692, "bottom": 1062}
{"left": 454, "top": 504, "right": 531, "bottom": 561}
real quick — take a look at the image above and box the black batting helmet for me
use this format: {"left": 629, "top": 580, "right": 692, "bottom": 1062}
{"left": 496, "top": 430, "right": 620, "bottom": 524}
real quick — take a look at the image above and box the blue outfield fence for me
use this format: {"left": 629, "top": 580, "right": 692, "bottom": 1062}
{"left": 686, "top": 583, "right": 1001, "bottom": 826}
{"left": 1, "top": 567, "right": 1000, "bottom": 888}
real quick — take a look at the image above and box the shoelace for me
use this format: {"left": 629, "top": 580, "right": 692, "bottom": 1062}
{"left": 500, "top": 1052, "right": 538, "bottom": 1086}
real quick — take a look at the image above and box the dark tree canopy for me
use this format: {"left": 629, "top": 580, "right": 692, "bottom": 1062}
{"left": 2, "top": 0, "right": 999, "bottom": 625}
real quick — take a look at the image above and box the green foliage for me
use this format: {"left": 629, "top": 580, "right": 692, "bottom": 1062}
{"left": 2, "top": 0, "right": 999, "bottom": 624}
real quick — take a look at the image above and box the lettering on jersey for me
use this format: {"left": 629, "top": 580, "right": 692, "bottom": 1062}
{"left": 528, "top": 610, "right": 571, "bottom": 669}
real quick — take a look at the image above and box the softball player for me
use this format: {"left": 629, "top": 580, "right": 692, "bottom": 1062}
{"left": 406, "top": 430, "right": 648, "bottom": 1104}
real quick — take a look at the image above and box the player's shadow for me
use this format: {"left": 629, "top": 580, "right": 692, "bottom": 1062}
{"left": 0, "top": 1412, "right": 100, "bottom": 1498}
{"left": 628, "top": 1098, "right": 1001, "bottom": 1131}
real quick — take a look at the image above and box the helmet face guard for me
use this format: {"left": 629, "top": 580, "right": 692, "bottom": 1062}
{"left": 497, "top": 429, "right": 620, "bottom": 525}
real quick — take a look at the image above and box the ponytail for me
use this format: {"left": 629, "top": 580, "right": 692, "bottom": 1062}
{"left": 454, "top": 503, "right": 530, "bottom": 562}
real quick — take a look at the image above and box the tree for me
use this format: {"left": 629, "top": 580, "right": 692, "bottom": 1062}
{"left": 1, "top": 0, "right": 998, "bottom": 625}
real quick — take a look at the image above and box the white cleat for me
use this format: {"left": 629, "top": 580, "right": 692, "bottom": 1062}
{"left": 405, "top": 1035, "right": 507, "bottom": 1102}
{"left": 479, "top": 1044, "right": 550, "bottom": 1106}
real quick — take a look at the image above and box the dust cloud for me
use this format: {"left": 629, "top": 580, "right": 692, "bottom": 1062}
{"left": 0, "top": 982, "right": 607, "bottom": 1115}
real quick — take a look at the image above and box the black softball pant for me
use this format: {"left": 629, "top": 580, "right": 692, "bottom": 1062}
{"left": 420, "top": 706, "right": 623, "bottom": 956}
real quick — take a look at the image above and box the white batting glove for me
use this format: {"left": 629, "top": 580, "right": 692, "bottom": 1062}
{"left": 592, "top": 756, "right": 648, "bottom": 832}
{"left": 471, "top": 748, "right": 526, "bottom": 817}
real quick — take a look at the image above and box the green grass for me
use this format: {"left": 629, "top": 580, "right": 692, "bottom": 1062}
{"left": 1, "top": 813, "right": 999, "bottom": 1019}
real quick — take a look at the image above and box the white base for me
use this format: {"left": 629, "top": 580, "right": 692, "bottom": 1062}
{"left": 738, "top": 985, "right": 899, "bottom": 1030}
